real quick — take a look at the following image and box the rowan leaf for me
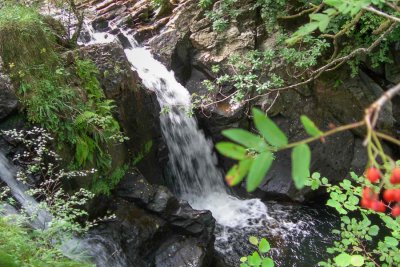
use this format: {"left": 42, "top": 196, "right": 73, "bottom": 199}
{"left": 246, "top": 151, "right": 274, "bottom": 192}
{"left": 222, "top": 129, "right": 268, "bottom": 151}
{"left": 291, "top": 144, "right": 311, "bottom": 189}
{"left": 300, "top": 115, "right": 323, "bottom": 137}
{"left": 216, "top": 142, "right": 248, "bottom": 160}
{"left": 225, "top": 159, "right": 252, "bottom": 186}
{"left": 252, "top": 108, "right": 288, "bottom": 147}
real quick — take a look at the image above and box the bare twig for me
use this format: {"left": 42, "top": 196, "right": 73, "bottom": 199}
{"left": 278, "top": 3, "right": 324, "bottom": 20}
{"left": 363, "top": 5, "right": 400, "bottom": 23}
{"left": 365, "top": 82, "right": 400, "bottom": 129}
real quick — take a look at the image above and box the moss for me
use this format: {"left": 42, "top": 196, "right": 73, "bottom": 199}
{"left": 0, "top": 5, "right": 58, "bottom": 77}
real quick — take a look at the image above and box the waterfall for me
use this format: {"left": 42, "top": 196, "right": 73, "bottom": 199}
{"left": 123, "top": 47, "right": 227, "bottom": 197}
{"left": 86, "top": 28, "right": 276, "bottom": 233}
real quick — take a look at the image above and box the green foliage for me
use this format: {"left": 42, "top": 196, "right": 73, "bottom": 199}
{"left": 291, "top": 144, "right": 311, "bottom": 189}
{"left": 132, "top": 140, "right": 154, "bottom": 166}
{"left": 253, "top": 108, "right": 287, "bottom": 147}
{"left": 216, "top": 108, "right": 313, "bottom": 192}
{"left": 0, "top": 128, "right": 103, "bottom": 267}
{"left": 300, "top": 115, "right": 323, "bottom": 137}
{"left": 197, "top": 35, "right": 328, "bottom": 105}
{"left": 0, "top": 5, "right": 126, "bottom": 194}
{"left": 0, "top": 5, "right": 58, "bottom": 74}
{"left": 246, "top": 151, "right": 273, "bottom": 192}
{"left": 90, "top": 164, "right": 128, "bottom": 195}
{"left": 0, "top": 217, "right": 93, "bottom": 267}
{"left": 240, "top": 236, "right": 274, "bottom": 267}
{"left": 307, "top": 172, "right": 400, "bottom": 266}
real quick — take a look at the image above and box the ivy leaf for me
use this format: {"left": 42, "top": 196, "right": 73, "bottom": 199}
{"left": 262, "top": 258, "right": 274, "bottom": 267}
{"left": 225, "top": 159, "right": 253, "bottom": 186}
{"left": 350, "top": 255, "right": 364, "bottom": 267}
{"left": 216, "top": 142, "right": 248, "bottom": 160}
{"left": 240, "top": 257, "right": 248, "bottom": 263}
{"left": 258, "top": 238, "right": 271, "bottom": 253}
{"left": 291, "top": 144, "right": 311, "bottom": 189}
{"left": 252, "top": 108, "right": 288, "bottom": 147}
{"left": 246, "top": 151, "right": 274, "bottom": 192}
{"left": 300, "top": 115, "right": 323, "bottom": 137}
{"left": 249, "top": 236, "right": 259, "bottom": 246}
{"left": 309, "top": 13, "right": 331, "bottom": 32}
{"left": 222, "top": 129, "right": 268, "bottom": 152}
{"left": 334, "top": 253, "right": 352, "bottom": 267}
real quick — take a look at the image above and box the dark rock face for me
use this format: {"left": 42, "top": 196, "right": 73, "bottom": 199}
{"left": 87, "top": 170, "right": 216, "bottom": 267}
{"left": 0, "top": 58, "right": 17, "bottom": 121}
{"left": 155, "top": 236, "right": 209, "bottom": 267}
{"left": 74, "top": 42, "right": 165, "bottom": 184}
{"left": 252, "top": 66, "right": 397, "bottom": 201}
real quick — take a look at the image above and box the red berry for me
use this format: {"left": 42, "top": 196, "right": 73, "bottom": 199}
{"left": 366, "top": 167, "right": 380, "bottom": 183}
{"left": 383, "top": 189, "right": 397, "bottom": 202}
{"left": 392, "top": 206, "right": 400, "bottom": 217}
{"left": 394, "top": 189, "right": 400, "bottom": 202}
{"left": 371, "top": 201, "right": 386, "bottom": 213}
{"left": 390, "top": 168, "right": 400, "bottom": 184}
{"left": 362, "top": 187, "right": 377, "bottom": 200}
{"left": 360, "top": 198, "right": 372, "bottom": 209}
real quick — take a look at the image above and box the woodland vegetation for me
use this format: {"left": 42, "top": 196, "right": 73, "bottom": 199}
{"left": 0, "top": 0, "right": 400, "bottom": 267}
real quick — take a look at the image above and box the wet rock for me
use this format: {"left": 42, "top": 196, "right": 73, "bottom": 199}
{"left": 155, "top": 236, "right": 210, "bottom": 267}
{"left": 88, "top": 171, "right": 216, "bottom": 267}
{"left": 116, "top": 170, "right": 178, "bottom": 214}
{"left": 92, "top": 17, "right": 110, "bottom": 32}
{"left": 116, "top": 170, "right": 215, "bottom": 238}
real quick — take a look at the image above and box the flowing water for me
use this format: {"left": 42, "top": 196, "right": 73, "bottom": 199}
{"left": 84, "top": 26, "right": 339, "bottom": 266}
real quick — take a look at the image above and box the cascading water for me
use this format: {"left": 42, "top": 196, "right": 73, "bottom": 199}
{"left": 85, "top": 27, "right": 338, "bottom": 266}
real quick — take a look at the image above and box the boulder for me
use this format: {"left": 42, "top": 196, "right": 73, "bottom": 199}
{"left": 115, "top": 170, "right": 215, "bottom": 239}
{"left": 84, "top": 170, "right": 217, "bottom": 266}
{"left": 155, "top": 236, "right": 210, "bottom": 267}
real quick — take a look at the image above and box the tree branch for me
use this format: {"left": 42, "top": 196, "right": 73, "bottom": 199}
{"left": 363, "top": 5, "right": 400, "bottom": 23}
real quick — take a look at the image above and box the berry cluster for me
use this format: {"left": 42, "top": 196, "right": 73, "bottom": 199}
{"left": 360, "top": 167, "right": 400, "bottom": 217}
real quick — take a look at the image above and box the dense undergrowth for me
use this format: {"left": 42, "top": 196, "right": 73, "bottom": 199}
{"left": 0, "top": 217, "right": 93, "bottom": 267}
{"left": 0, "top": 4, "right": 126, "bottom": 194}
